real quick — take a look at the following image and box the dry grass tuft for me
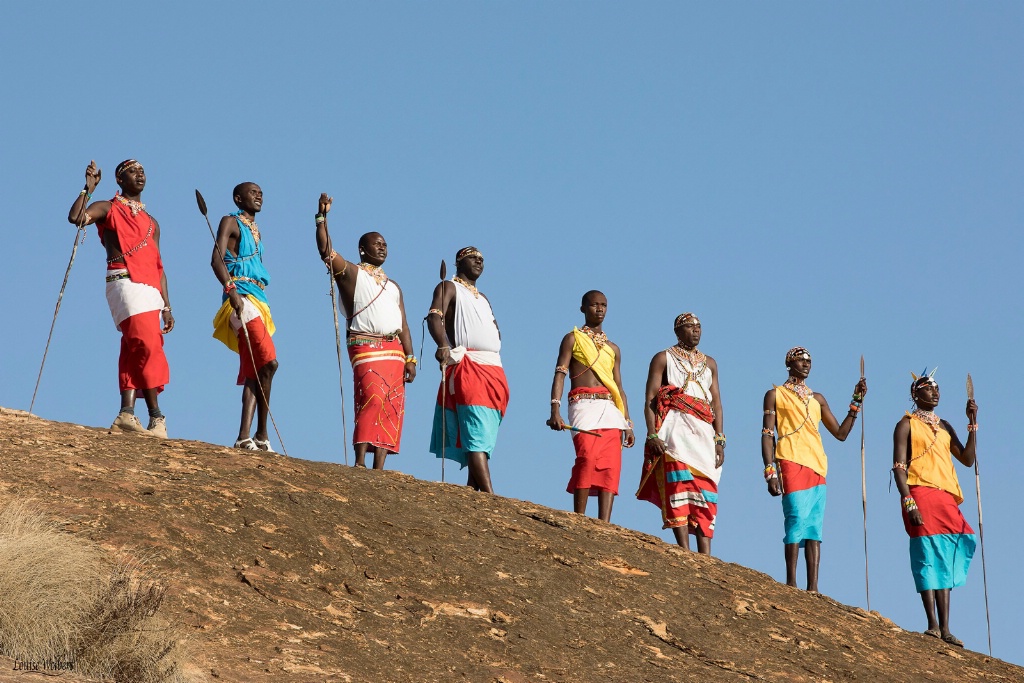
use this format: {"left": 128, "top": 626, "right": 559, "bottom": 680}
{"left": 0, "top": 500, "right": 203, "bottom": 682}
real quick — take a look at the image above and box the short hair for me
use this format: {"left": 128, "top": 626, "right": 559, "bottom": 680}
{"left": 581, "top": 290, "right": 605, "bottom": 306}
{"left": 232, "top": 182, "right": 257, "bottom": 209}
{"left": 358, "top": 232, "right": 382, "bottom": 250}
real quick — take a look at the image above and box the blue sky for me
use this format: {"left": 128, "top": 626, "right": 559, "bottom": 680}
{"left": 2, "top": 2, "right": 1021, "bottom": 664}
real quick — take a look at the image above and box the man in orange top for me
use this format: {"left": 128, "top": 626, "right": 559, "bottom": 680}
{"left": 67, "top": 160, "right": 174, "bottom": 437}
{"left": 760, "top": 347, "right": 866, "bottom": 591}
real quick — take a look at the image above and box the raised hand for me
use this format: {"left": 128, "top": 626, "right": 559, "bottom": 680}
{"left": 85, "top": 160, "right": 102, "bottom": 192}
{"left": 319, "top": 193, "right": 333, "bottom": 216}
{"left": 853, "top": 377, "right": 868, "bottom": 399}
{"left": 966, "top": 398, "right": 978, "bottom": 425}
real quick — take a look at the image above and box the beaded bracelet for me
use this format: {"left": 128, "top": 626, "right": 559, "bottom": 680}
{"left": 79, "top": 189, "right": 93, "bottom": 200}
{"left": 902, "top": 495, "right": 918, "bottom": 513}
{"left": 405, "top": 356, "right": 418, "bottom": 365}
{"left": 550, "top": 398, "right": 561, "bottom": 405}
{"left": 853, "top": 393, "right": 864, "bottom": 402}
{"left": 625, "top": 419, "right": 634, "bottom": 430}
{"left": 224, "top": 282, "right": 237, "bottom": 293}
{"left": 848, "top": 403, "right": 861, "bottom": 414}
{"left": 967, "top": 424, "right": 979, "bottom": 432}
{"left": 713, "top": 433, "right": 726, "bottom": 446}
{"left": 315, "top": 214, "right": 326, "bottom": 224}
{"left": 764, "top": 464, "right": 778, "bottom": 481}
{"left": 161, "top": 306, "right": 172, "bottom": 313}
{"left": 646, "top": 433, "right": 659, "bottom": 441}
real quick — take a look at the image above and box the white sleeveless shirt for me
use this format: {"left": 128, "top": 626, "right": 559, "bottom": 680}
{"left": 449, "top": 278, "right": 501, "bottom": 366}
{"left": 664, "top": 351, "right": 713, "bottom": 402}
{"left": 344, "top": 266, "right": 403, "bottom": 335}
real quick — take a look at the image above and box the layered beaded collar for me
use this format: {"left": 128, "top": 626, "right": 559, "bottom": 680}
{"left": 453, "top": 276, "right": 480, "bottom": 298}
{"left": 358, "top": 262, "right": 388, "bottom": 286}
{"left": 782, "top": 378, "right": 814, "bottom": 402}
{"left": 581, "top": 326, "right": 608, "bottom": 351}
{"left": 670, "top": 345, "right": 705, "bottom": 367}
{"left": 911, "top": 408, "right": 941, "bottom": 432}
{"left": 114, "top": 194, "right": 146, "bottom": 217}
{"left": 235, "top": 212, "right": 261, "bottom": 245}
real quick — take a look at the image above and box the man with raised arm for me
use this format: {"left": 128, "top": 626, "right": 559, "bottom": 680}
{"left": 426, "top": 247, "right": 510, "bottom": 493}
{"left": 760, "top": 347, "right": 867, "bottom": 591}
{"left": 66, "top": 160, "right": 173, "bottom": 437}
{"left": 892, "top": 371, "right": 977, "bottom": 647}
{"left": 547, "top": 291, "right": 634, "bottom": 522}
{"left": 211, "top": 182, "right": 279, "bottom": 452}
{"left": 315, "top": 194, "right": 416, "bottom": 469}
{"left": 636, "top": 313, "right": 724, "bottom": 554}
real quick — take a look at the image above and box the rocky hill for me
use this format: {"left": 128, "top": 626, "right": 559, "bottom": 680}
{"left": 0, "top": 407, "right": 1020, "bottom": 683}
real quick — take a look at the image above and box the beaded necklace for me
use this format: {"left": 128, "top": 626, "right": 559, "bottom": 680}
{"left": 358, "top": 262, "right": 388, "bottom": 286}
{"left": 670, "top": 345, "right": 706, "bottom": 367}
{"left": 453, "top": 276, "right": 480, "bottom": 298}
{"left": 581, "top": 326, "right": 608, "bottom": 351}
{"left": 236, "top": 212, "right": 261, "bottom": 245}
{"left": 782, "top": 378, "right": 814, "bottom": 403}
{"left": 668, "top": 345, "right": 711, "bottom": 404}
{"left": 115, "top": 194, "right": 146, "bottom": 217}
{"left": 911, "top": 409, "right": 941, "bottom": 433}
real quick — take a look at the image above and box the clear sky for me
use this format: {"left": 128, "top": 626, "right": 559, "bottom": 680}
{"left": 2, "top": 1, "right": 1021, "bottom": 664}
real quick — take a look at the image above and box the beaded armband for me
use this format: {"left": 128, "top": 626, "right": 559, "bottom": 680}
{"left": 892, "top": 461, "right": 907, "bottom": 472}
{"left": 428, "top": 308, "right": 444, "bottom": 318}
{"left": 554, "top": 365, "right": 569, "bottom": 375}
{"left": 764, "top": 463, "right": 778, "bottom": 481}
{"left": 763, "top": 409, "right": 775, "bottom": 415}
{"left": 761, "top": 428, "right": 774, "bottom": 436}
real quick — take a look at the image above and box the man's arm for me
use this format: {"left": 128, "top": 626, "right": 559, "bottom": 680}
{"left": 211, "top": 215, "right": 244, "bottom": 315}
{"left": 67, "top": 161, "right": 110, "bottom": 226}
{"left": 643, "top": 352, "right": 668, "bottom": 457}
{"left": 395, "top": 284, "right": 417, "bottom": 383}
{"left": 892, "top": 417, "right": 923, "bottom": 526}
{"left": 314, "top": 193, "right": 354, "bottom": 281}
{"left": 610, "top": 342, "right": 635, "bottom": 448}
{"left": 945, "top": 398, "right": 978, "bottom": 467}
{"left": 152, "top": 218, "right": 174, "bottom": 333}
{"left": 762, "top": 388, "right": 781, "bottom": 496}
{"left": 818, "top": 376, "right": 867, "bottom": 441}
{"left": 426, "top": 281, "right": 455, "bottom": 366}
{"left": 707, "top": 355, "right": 724, "bottom": 467}
{"left": 546, "top": 333, "right": 574, "bottom": 431}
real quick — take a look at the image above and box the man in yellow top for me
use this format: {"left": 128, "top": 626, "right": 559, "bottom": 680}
{"left": 547, "top": 291, "right": 634, "bottom": 522}
{"left": 891, "top": 371, "right": 977, "bottom": 647}
{"left": 761, "top": 347, "right": 867, "bottom": 591}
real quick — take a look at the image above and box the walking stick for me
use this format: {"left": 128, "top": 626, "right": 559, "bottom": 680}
{"left": 30, "top": 218, "right": 87, "bottom": 415}
{"left": 321, "top": 216, "right": 349, "bottom": 465}
{"left": 967, "top": 373, "right": 992, "bottom": 655}
{"left": 859, "top": 355, "right": 871, "bottom": 611}
{"left": 195, "top": 190, "right": 288, "bottom": 456}
{"left": 438, "top": 259, "right": 447, "bottom": 483}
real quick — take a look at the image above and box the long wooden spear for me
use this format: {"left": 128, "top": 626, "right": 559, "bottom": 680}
{"left": 321, "top": 206, "right": 349, "bottom": 465}
{"left": 968, "top": 373, "right": 992, "bottom": 655}
{"left": 195, "top": 189, "right": 287, "bottom": 456}
{"left": 438, "top": 259, "right": 447, "bottom": 483}
{"left": 859, "top": 355, "right": 870, "bottom": 611}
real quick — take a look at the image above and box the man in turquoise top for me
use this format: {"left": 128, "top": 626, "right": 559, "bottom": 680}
{"left": 211, "top": 182, "right": 279, "bottom": 452}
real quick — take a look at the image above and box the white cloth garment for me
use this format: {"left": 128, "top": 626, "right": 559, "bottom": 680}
{"left": 105, "top": 269, "right": 163, "bottom": 329}
{"left": 344, "top": 266, "right": 403, "bottom": 335}
{"left": 449, "top": 278, "right": 501, "bottom": 366}
{"left": 658, "top": 350, "right": 721, "bottom": 485}
{"left": 568, "top": 395, "right": 628, "bottom": 431}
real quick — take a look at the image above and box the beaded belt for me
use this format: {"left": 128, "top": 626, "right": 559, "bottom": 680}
{"left": 569, "top": 392, "right": 612, "bottom": 403}
{"left": 230, "top": 276, "right": 266, "bottom": 290}
{"left": 105, "top": 272, "right": 130, "bottom": 283}
{"left": 347, "top": 331, "right": 402, "bottom": 347}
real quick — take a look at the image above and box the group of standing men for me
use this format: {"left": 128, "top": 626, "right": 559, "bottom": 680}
{"left": 67, "top": 159, "right": 980, "bottom": 646}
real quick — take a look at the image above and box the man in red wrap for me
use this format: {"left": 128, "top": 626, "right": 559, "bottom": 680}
{"left": 314, "top": 193, "right": 417, "bottom": 469}
{"left": 67, "top": 160, "right": 174, "bottom": 437}
{"left": 547, "top": 291, "right": 634, "bottom": 522}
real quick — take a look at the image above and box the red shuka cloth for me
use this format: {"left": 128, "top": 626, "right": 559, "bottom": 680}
{"left": 97, "top": 198, "right": 163, "bottom": 290}
{"left": 235, "top": 315, "right": 277, "bottom": 385}
{"left": 567, "top": 428, "right": 622, "bottom": 495}
{"left": 117, "top": 310, "right": 168, "bottom": 392}
{"left": 349, "top": 338, "right": 407, "bottom": 453}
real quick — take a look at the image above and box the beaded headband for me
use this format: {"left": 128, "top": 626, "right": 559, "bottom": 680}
{"left": 115, "top": 159, "right": 142, "bottom": 179}
{"left": 673, "top": 312, "right": 699, "bottom": 328}
{"left": 910, "top": 368, "right": 939, "bottom": 397}
{"left": 456, "top": 246, "right": 482, "bottom": 262}
{"left": 786, "top": 347, "right": 811, "bottom": 364}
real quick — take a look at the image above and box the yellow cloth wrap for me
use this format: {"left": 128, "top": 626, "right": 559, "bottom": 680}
{"left": 774, "top": 384, "right": 828, "bottom": 478}
{"left": 906, "top": 413, "right": 964, "bottom": 504}
{"left": 212, "top": 295, "right": 275, "bottom": 353}
{"left": 571, "top": 327, "right": 625, "bottom": 416}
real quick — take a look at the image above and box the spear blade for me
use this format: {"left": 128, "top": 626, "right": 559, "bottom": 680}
{"left": 440, "top": 259, "right": 447, "bottom": 281}
{"left": 860, "top": 354, "right": 865, "bottom": 380}
{"left": 967, "top": 373, "right": 975, "bottom": 401}
{"left": 195, "top": 189, "right": 208, "bottom": 217}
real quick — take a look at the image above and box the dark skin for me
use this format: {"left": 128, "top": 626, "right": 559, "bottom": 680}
{"left": 546, "top": 292, "right": 635, "bottom": 522}
{"left": 892, "top": 383, "right": 977, "bottom": 644}
{"left": 643, "top": 319, "right": 724, "bottom": 554}
{"left": 211, "top": 183, "right": 279, "bottom": 445}
{"left": 67, "top": 161, "right": 173, "bottom": 415}
{"left": 314, "top": 194, "right": 416, "bottom": 469}
{"left": 761, "top": 355, "right": 868, "bottom": 591}
{"left": 427, "top": 252, "right": 497, "bottom": 493}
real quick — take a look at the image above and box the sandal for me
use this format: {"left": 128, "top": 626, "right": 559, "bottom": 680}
{"left": 254, "top": 438, "right": 275, "bottom": 454}
{"left": 233, "top": 438, "right": 258, "bottom": 451}
{"left": 923, "top": 629, "right": 941, "bottom": 639}
{"left": 941, "top": 633, "right": 964, "bottom": 648}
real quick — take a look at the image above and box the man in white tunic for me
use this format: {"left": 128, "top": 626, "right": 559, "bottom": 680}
{"left": 637, "top": 313, "right": 725, "bottom": 553}
{"left": 315, "top": 194, "right": 417, "bottom": 469}
{"left": 426, "top": 246, "right": 510, "bottom": 493}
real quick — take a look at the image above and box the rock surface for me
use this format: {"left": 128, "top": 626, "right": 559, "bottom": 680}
{"left": 1, "top": 407, "right": 1021, "bottom": 683}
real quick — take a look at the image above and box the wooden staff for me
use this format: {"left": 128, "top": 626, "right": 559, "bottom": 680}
{"left": 321, "top": 205, "right": 349, "bottom": 465}
{"left": 438, "top": 260, "right": 447, "bottom": 483}
{"left": 968, "top": 373, "right": 992, "bottom": 655}
{"left": 859, "top": 355, "right": 870, "bottom": 611}
{"left": 195, "top": 189, "right": 288, "bottom": 456}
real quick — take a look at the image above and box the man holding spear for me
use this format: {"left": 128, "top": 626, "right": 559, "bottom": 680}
{"left": 760, "top": 347, "right": 866, "bottom": 590}
{"left": 636, "top": 313, "right": 724, "bottom": 553}
{"left": 210, "top": 182, "right": 278, "bottom": 451}
{"left": 66, "top": 160, "right": 173, "bottom": 437}
{"left": 891, "top": 370, "right": 978, "bottom": 647}
{"left": 314, "top": 194, "right": 417, "bottom": 469}
{"left": 427, "top": 247, "right": 509, "bottom": 493}
{"left": 547, "top": 291, "right": 635, "bottom": 522}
